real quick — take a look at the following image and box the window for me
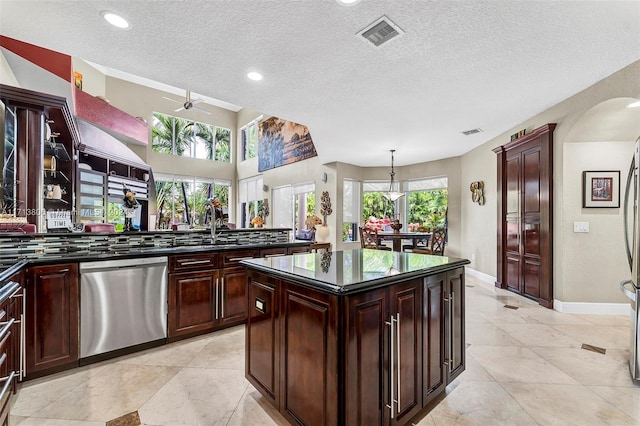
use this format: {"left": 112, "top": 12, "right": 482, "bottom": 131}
{"left": 363, "top": 181, "right": 397, "bottom": 221}
{"left": 403, "top": 177, "right": 448, "bottom": 231}
{"left": 154, "top": 173, "right": 231, "bottom": 229}
{"left": 240, "top": 116, "right": 262, "bottom": 161}
{"left": 151, "top": 112, "right": 231, "bottom": 162}
{"left": 342, "top": 179, "right": 361, "bottom": 242}
{"left": 272, "top": 182, "right": 315, "bottom": 234}
{"left": 238, "top": 176, "right": 263, "bottom": 228}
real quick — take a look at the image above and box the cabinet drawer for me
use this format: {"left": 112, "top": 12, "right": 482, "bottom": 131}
{"left": 220, "top": 249, "right": 260, "bottom": 267}
{"left": 169, "top": 253, "right": 218, "bottom": 273}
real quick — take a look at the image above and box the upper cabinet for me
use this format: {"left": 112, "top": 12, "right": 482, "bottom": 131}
{"left": 0, "top": 84, "right": 78, "bottom": 230}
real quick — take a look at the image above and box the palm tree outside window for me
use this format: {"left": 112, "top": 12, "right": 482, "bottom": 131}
{"left": 151, "top": 112, "right": 230, "bottom": 162}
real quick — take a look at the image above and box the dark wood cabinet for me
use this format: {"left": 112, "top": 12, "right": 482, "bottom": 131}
{"left": 247, "top": 266, "right": 466, "bottom": 426}
{"left": 279, "top": 281, "right": 339, "bottom": 426}
{"left": 25, "top": 263, "right": 79, "bottom": 378}
{"left": 168, "top": 249, "right": 259, "bottom": 340}
{"left": 345, "top": 280, "right": 422, "bottom": 425}
{"left": 218, "top": 267, "right": 248, "bottom": 326}
{"left": 494, "top": 124, "right": 555, "bottom": 308}
{"left": 345, "top": 288, "right": 386, "bottom": 426}
{"left": 246, "top": 273, "right": 280, "bottom": 405}
{"left": 422, "top": 273, "right": 445, "bottom": 405}
{"left": 168, "top": 269, "right": 217, "bottom": 338}
{"left": 445, "top": 268, "right": 465, "bottom": 383}
{"left": 0, "top": 275, "right": 22, "bottom": 424}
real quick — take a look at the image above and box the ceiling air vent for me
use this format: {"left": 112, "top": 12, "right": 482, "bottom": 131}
{"left": 358, "top": 16, "right": 404, "bottom": 47}
{"left": 461, "top": 128, "right": 483, "bottom": 136}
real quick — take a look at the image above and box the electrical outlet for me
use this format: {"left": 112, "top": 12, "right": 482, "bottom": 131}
{"left": 573, "top": 222, "right": 589, "bottom": 233}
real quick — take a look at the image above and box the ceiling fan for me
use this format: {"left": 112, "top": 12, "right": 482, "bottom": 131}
{"left": 162, "top": 90, "right": 211, "bottom": 115}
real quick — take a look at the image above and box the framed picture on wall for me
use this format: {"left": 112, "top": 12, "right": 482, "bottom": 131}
{"left": 582, "top": 170, "right": 620, "bottom": 208}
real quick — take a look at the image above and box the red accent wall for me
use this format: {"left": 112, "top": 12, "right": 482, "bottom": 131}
{"left": 73, "top": 87, "right": 148, "bottom": 145}
{"left": 0, "top": 35, "right": 72, "bottom": 82}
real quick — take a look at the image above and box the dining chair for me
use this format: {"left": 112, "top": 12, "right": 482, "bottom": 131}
{"left": 402, "top": 234, "right": 430, "bottom": 252}
{"left": 413, "top": 227, "right": 447, "bottom": 255}
{"left": 359, "top": 226, "right": 391, "bottom": 250}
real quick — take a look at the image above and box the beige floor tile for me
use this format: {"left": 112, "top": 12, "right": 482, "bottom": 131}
{"left": 494, "top": 322, "right": 583, "bottom": 348}
{"left": 14, "top": 419, "right": 104, "bottom": 426}
{"left": 531, "top": 347, "right": 636, "bottom": 387}
{"left": 8, "top": 415, "right": 27, "bottom": 425}
{"left": 468, "top": 345, "right": 578, "bottom": 384}
{"left": 138, "top": 367, "right": 248, "bottom": 426}
{"left": 414, "top": 381, "right": 538, "bottom": 425}
{"left": 11, "top": 363, "right": 109, "bottom": 417}
{"left": 550, "top": 324, "right": 630, "bottom": 350}
{"left": 227, "top": 385, "right": 289, "bottom": 426}
{"left": 579, "top": 314, "right": 632, "bottom": 327}
{"left": 517, "top": 307, "right": 594, "bottom": 325}
{"left": 455, "top": 352, "right": 495, "bottom": 382}
{"left": 475, "top": 306, "right": 541, "bottom": 324}
{"left": 188, "top": 326, "right": 245, "bottom": 370}
{"left": 116, "top": 334, "right": 212, "bottom": 367}
{"left": 466, "top": 321, "right": 524, "bottom": 347}
{"left": 32, "top": 364, "right": 179, "bottom": 422}
{"left": 502, "top": 382, "right": 637, "bottom": 425}
{"left": 588, "top": 385, "right": 640, "bottom": 422}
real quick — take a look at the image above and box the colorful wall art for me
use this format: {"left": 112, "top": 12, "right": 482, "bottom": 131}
{"left": 258, "top": 117, "right": 317, "bottom": 172}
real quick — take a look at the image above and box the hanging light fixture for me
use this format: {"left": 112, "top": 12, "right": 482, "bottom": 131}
{"left": 383, "top": 149, "right": 404, "bottom": 202}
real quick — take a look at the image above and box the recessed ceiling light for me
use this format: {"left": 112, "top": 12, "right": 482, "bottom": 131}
{"left": 626, "top": 100, "right": 640, "bottom": 108}
{"left": 247, "top": 72, "right": 263, "bottom": 81}
{"left": 101, "top": 11, "right": 129, "bottom": 29}
{"left": 337, "top": 0, "right": 361, "bottom": 5}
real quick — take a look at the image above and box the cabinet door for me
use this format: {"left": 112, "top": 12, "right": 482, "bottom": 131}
{"left": 423, "top": 273, "right": 445, "bottom": 406}
{"left": 388, "top": 280, "right": 422, "bottom": 426}
{"left": 246, "top": 272, "right": 279, "bottom": 406}
{"left": 445, "top": 268, "right": 465, "bottom": 383}
{"left": 26, "top": 264, "right": 79, "bottom": 377}
{"left": 168, "top": 269, "right": 217, "bottom": 339}
{"left": 218, "top": 266, "right": 248, "bottom": 326}
{"left": 280, "top": 282, "right": 338, "bottom": 426}
{"left": 345, "top": 287, "right": 387, "bottom": 426}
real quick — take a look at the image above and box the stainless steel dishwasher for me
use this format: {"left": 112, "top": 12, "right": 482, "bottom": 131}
{"left": 79, "top": 256, "right": 168, "bottom": 358}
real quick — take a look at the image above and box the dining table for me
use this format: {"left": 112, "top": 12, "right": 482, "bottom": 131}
{"left": 377, "top": 230, "right": 431, "bottom": 252}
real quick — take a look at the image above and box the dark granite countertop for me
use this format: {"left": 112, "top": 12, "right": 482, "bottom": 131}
{"left": 0, "top": 240, "right": 310, "bottom": 286}
{"left": 241, "top": 249, "right": 470, "bottom": 295}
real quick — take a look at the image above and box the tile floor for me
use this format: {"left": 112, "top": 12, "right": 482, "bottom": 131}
{"left": 10, "top": 274, "right": 640, "bottom": 425}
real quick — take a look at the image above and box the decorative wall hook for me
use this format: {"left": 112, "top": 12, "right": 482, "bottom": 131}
{"left": 470, "top": 181, "right": 485, "bottom": 205}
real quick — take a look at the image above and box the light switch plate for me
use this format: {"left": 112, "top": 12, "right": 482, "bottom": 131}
{"left": 573, "top": 221, "right": 589, "bottom": 233}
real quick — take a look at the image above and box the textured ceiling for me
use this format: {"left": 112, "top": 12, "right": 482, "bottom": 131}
{"left": 1, "top": 1, "right": 639, "bottom": 167}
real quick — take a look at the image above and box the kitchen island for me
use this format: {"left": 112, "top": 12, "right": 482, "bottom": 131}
{"left": 241, "top": 249, "right": 469, "bottom": 426}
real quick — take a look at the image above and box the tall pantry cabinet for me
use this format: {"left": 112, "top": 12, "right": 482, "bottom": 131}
{"left": 493, "top": 124, "right": 555, "bottom": 308}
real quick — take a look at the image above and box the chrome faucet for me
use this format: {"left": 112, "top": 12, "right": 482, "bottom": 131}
{"left": 206, "top": 197, "right": 218, "bottom": 243}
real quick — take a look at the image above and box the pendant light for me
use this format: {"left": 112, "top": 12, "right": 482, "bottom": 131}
{"left": 383, "top": 149, "right": 404, "bottom": 202}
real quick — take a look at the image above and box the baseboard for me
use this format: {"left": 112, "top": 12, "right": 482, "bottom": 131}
{"left": 553, "top": 299, "right": 630, "bottom": 315}
{"left": 465, "top": 267, "right": 496, "bottom": 286}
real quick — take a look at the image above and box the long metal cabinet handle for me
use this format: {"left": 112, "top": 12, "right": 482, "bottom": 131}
{"left": 396, "top": 312, "right": 401, "bottom": 412}
{"left": 227, "top": 256, "right": 255, "bottom": 262}
{"left": 221, "top": 278, "right": 225, "bottom": 318}
{"left": 178, "top": 259, "right": 212, "bottom": 266}
{"left": 449, "top": 291, "right": 454, "bottom": 373}
{"left": 0, "top": 371, "right": 15, "bottom": 402}
{"left": 22, "top": 287, "right": 26, "bottom": 379}
{"left": 215, "top": 278, "right": 219, "bottom": 320}
{"left": 385, "top": 315, "right": 395, "bottom": 419}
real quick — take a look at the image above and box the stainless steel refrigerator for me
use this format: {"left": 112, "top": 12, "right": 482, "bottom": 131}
{"left": 620, "top": 136, "right": 640, "bottom": 382}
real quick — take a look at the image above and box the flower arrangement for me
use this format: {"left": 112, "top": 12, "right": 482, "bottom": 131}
{"left": 251, "top": 216, "right": 264, "bottom": 228}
